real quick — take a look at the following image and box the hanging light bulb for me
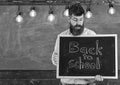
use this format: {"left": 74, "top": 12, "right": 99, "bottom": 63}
{"left": 85, "top": 8, "right": 92, "bottom": 18}
{"left": 47, "top": 5, "right": 55, "bottom": 22}
{"left": 108, "top": 3, "right": 116, "bottom": 15}
{"left": 48, "top": 11, "right": 55, "bottom": 22}
{"left": 63, "top": 6, "right": 69, "bottom": 17}
{"left": 16, "top": 12, "right": 23, "bottom": 23}
{"left": 48, "top": 14, "right": 55, "bottom": 22}
{"left": 29, "top": 7, "right": 37, "bottom": 18}
{"left": 15, "top": 5, "right": 23, "bottom": 23}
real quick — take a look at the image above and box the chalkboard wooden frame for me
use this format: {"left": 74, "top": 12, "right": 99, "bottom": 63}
{"left": 57, "top": 34, "right": 118, "bottom": 79}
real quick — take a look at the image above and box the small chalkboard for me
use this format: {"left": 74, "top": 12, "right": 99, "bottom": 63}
{"left": 57, "top": 34, "right": 118, "bottom": 79}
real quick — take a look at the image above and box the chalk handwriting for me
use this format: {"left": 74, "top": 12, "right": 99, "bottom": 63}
{"left": 66, "top": 40, "right": 102, "bottom": 72}
{"left": 69, "top": 41, "right": 79, "bottom": 53}
{"left": 69, "top": 40, "right": 103, "bottom": 56}
{"left": 67, "top": 57, "right": 101, "bottom": 70}
{"left": 83, "top": 54, "right": 93, "bottom": 60}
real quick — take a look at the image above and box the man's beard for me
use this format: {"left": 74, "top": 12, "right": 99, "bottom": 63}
{"left": 70, "top": 23, "right": 84, "bottom": 36}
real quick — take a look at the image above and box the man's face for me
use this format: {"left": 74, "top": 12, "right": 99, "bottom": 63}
{"left": 69, "top": 14, "right": 84, "bottom": 36}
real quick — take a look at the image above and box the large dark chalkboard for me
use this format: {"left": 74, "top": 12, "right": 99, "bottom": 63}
{"left": 57, "top": 34, "right": 118, "bottom": 79}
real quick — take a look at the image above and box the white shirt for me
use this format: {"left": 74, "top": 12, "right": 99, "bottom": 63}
{"left": 52, "top": 28, "right": 96, "bottom": 84}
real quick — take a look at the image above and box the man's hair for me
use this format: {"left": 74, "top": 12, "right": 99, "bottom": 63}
{"left": 69, "top": 3, "right": 85, "bottom": 16}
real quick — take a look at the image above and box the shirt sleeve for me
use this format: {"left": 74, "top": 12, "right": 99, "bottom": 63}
{"left": 89, "top": 30, "right": 96, "bottom": 35}
{"left": 51, "top": 35, "right": 60, "bottom": 66}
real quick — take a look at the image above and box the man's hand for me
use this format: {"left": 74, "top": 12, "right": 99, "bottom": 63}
{"left": 94, "top": 75, "right": 104, "bottom": 81}
{"left": 87, "top": 75, "right": 103, "bottom": 84}
{"left": 52, "top": 52, "right": 58, "bottom": 66}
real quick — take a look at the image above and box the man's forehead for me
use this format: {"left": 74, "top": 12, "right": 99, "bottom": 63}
{"left": 71, "top": 14, "right": 84, "bottom": 19}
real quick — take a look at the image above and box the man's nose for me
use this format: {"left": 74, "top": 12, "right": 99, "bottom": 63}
{"left": 76, "top": 21, "right": 82, "bottom": 25}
